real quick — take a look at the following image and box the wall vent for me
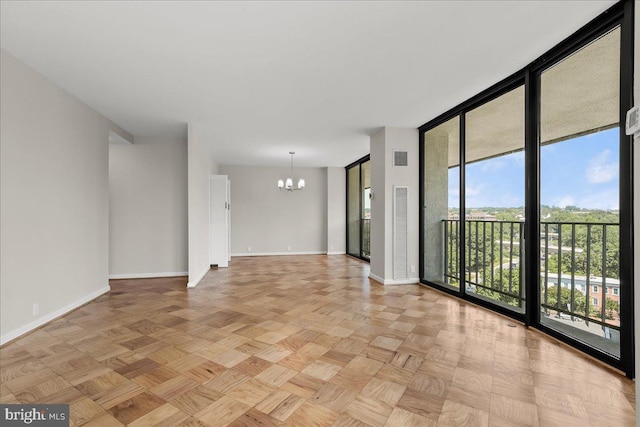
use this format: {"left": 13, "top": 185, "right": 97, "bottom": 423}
{"left": 393, "top": 186, "right": 408, "bottom": 280}
{"left": 626, "top": 105, "right": 640, "bottom": 135}
{"left": 393, "top": 150, "right": 408, "bottom": 166}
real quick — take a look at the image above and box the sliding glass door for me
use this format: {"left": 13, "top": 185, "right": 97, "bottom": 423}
{"left": 421, "top": 85, "right": 526, "bottom": 316}
{"left": 361, "top": 160, "right": 371, "bottom": 259}
{"left": 346, "top": 155, "right": 371, "bottom": 261}
{"left": 347, "top": 165, "right": 361, "bottom": 258}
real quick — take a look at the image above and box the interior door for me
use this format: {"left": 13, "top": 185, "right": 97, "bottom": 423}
{"left": 210, "top": 175, "right": 229, "bottom": 267}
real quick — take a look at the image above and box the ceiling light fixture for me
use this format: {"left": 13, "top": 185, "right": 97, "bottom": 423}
{"left": 277, "top": 152, "right": 305, "bottom": 191}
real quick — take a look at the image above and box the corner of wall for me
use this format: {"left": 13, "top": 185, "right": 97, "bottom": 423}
{"left": 187, "top": 124, "right": 216, "bottom": 288}
{"left": 1, "top": 50, "right": 111, "bottom": 341}
{"left": 369, "top": 127, "right": 419, "bottom": 283}
{"left": 326, "top": 167, "right": 346, "bottom": 254}
{"left": 369, "top": 128, "right": 387, "bottom": 279}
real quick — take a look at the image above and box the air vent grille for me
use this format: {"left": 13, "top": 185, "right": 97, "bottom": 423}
{"left": 394, "top": 150, "right": 408, "bottom": 167}
{"left": 393, "top": 186, "right": 408, "bottom": 280}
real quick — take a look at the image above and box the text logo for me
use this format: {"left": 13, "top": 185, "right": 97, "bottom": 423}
{"left": 1, "top": 405, "right": 69, "bottom": 426}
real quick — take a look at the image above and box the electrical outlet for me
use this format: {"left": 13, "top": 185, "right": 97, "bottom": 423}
{"left": 331, "top": 245, "right": 334, "bottom": 250}
{"left": 410, "top": 265, "right": 416, "bottom": 273}
{"left": 287, "top": 246, "right": 291, "bottom": 251}
{"left": 33, "top": 303, "right": 39, "bottom": 316}
{"left": 248, "top": 246, "right": 252, "bottom": 252}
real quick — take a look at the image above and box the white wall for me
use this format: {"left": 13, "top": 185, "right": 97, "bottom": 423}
{"left": 187, "top": 125, "right": 218, "bottom": 287}
{"left": 109, "top": 137, "right": 188, "bottom": 279}
{"left": 0, "top": 50, "right": 125, "bottom": 343}
{"left": 369, "top": 127, "right": 419, "bottom": 284}
{"left": 327, "top": 167, "right": 346, "bottom": 254}
{"left": 370, "top": 129, "right": 386, "bottom": 279}
{"left": 219, "top": 165, "right": 328, "bottom": 255}
{"left": 384, "top": 128, "right": 420, "bottom": 282}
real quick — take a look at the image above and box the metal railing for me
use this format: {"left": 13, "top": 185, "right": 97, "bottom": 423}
{"left": 539, "top": 222, "right": 620, "bottom": 330}
{"left": 362, "top": 218, "right": 371, "bottom": 258}
{"left": 444, "top": 219, "right": 525, "bottom": 308}
{"left": 443, "top": 219, "right": 620, "bottom": 329}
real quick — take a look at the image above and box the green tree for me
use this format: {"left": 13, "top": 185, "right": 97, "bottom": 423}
{"left": 476, "top": 267, "right": 522, "bottom": 308}
{"left": 543, "top": 285, "right": 586, "bottom": 314}
{"left": 605, "top": 298, "right": 619, "bottom": 319}
{"left": 542, "top": 221, "right": 619, "bottom": 279}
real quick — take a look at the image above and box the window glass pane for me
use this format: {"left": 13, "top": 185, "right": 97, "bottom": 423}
{"left": 539, "top": 27, "right": 621, "bottom": 359}
{"left": 464, "top": 86, "right": 525, "bottom": 312}
{"left": 361, "top": 160, "right": 371, "bottom": 259}
{"left": 347, "top": 165, "right": 361, "bottom": 257}
{"left": 423, "top": 116, "right": 459, "bottom": 290}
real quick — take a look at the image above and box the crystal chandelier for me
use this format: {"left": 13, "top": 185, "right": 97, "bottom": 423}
{"left": 277, "top": 152, "right": 305, "bottom": 191}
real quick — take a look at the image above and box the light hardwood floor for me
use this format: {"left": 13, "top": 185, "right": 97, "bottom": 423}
{"left": 0, "top": 255, "right": 635, "bottom": 426}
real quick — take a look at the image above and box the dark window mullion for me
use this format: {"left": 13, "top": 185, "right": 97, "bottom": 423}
{"left": 524, "top": 66, "right": 540, "bottom": 327}
{"left": 618, "top": 0, "right": 634, "bottom": 379}
{"left": 459, "top": 112, "right": 466, "bottom": 297}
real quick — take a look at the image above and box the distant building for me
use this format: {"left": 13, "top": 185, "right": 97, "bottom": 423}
{"left": 466, "top": 211, "right": 497, "bottom": 221}
{"left": 447, "top": 211, "right": 496, "bottom": 221}
{"left": 541, "top": 272, "right": 620, "bottom": 323}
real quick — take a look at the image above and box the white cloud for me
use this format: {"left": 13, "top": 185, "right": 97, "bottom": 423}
{"left": 586, "top": 149, "right": 618, "bottom": 184}
{"left": 555, "top": 196, "right": 576, "bottom": 209}
{"left": 551, "top": 190, "right": 618, "bottom": 210}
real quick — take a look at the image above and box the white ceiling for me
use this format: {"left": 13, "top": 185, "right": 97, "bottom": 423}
{"left": 0, "top": 1, "right": 616, "bottom": 167}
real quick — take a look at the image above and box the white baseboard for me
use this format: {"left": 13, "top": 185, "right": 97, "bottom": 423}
{"left": 368, "top": 273, "right": 385, "bottom": 284}
{"left": 187, "top": 267, "right": 209, "bottom": 288}
{"left": 231, "top": 251, "right": 326, "bottom": 257}
{"left": 109, "top": 271, "right": 187, "bottom": 280}
{"left": 0, "top": 286, "right": 110, "bottom": 345}
{"left": 327, "top": 251, "right": 346, "bottom": 255}
{"left": 384, "top": 278, "right": 420, "bottom": 285}
{"left": 369, "top": 273, "right": 419, "bottom": 286}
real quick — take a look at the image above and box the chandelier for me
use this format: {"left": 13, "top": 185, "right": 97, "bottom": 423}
{"left": 277, "top": 152, "right": 305, "bottom": 191}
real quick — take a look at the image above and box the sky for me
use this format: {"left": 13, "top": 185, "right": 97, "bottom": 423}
{"left": 448, "top": 127, "right": 620, "bottom": 210}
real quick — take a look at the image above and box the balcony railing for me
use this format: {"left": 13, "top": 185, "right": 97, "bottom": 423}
{"left": 362, "top": 218, "right": 370, "bottom": 259}
{"left": 443, "top": 219, "right": 620, "bottom": 331}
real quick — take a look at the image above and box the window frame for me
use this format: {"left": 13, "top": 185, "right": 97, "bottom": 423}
{"left": 345, "top": 154, "right": 371, "bottom": 262}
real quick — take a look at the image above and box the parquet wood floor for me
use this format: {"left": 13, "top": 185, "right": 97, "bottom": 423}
{"left": 0, "top": 255, "right": 635, "bottom": 426}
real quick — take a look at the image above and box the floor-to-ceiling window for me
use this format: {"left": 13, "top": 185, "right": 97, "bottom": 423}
{"left": 538, "top": 26, "right": 623, "bottom": 359}
{"left": 346, "top": 155, "right": 371, "bottom": 261}
{"left": 423, "top": 116, "right": 459, "bottom": 290}
{"left": 419, "top": 0, "right": 633, "bottom": 376}
{"left": 465, "top": 86, "right": 525, "bottom": 313}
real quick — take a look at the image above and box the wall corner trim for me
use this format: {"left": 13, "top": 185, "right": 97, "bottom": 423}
{"left": 0, "top": 286, "right": 111, "bottom": 345}
{"left": 368, "top": 273, "right": 419, "bottom": 286}
{"left": 187, "top": 267, "right": 210, "bottom": 288}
